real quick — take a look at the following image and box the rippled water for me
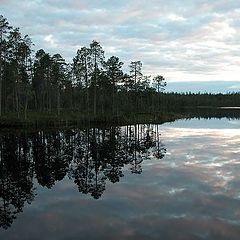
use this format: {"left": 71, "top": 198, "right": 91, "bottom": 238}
{"left": 0, "top": 118, "right": 240, "bottom": 240}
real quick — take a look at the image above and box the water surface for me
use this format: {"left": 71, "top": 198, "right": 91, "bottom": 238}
{"left": 0, "top": 118, "right": 240, "bottom": 239}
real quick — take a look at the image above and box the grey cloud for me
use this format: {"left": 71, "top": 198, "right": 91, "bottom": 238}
{"left": 1, "top": 0, "right": 240, "bottom": 81}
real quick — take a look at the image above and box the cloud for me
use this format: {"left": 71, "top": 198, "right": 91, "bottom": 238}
{"left": 1, "top": 0, "right": 240, "bottom": 81}
{"left": 44, "top": 34, "right": 57, "bottom": 47}
{"left": 228, "top": 84, "right": 240, "bottom": 90}
{"left": 1, "top": 119, "right": 240, "bottom": 239}
{"left": 167, "top": 13, "right": 186, "bottom": 22}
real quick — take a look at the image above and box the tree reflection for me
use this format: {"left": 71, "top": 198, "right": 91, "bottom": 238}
{"left": 0, "top": 132, "right": 35, "bottom": 229}
{"left": 33, "top": 131, "right": 71, "bottom": 188}
{"left": 0, "top": 124, "right": 166, "bottom": 228}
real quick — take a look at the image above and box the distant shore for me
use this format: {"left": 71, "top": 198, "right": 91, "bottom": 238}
{"left": 0, "top": 107, "right": 239, "bottom": 129}
{"left": 0, "top": 111, "right": 183, "bottom": 129}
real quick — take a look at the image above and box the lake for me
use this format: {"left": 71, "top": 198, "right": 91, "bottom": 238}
{"left": 0, "top": 118, "right": 240, "bottom": 240}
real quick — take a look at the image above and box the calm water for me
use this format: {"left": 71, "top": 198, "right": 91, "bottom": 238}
{"left": 0, "top": 118, "right": 240, "bottom": 240}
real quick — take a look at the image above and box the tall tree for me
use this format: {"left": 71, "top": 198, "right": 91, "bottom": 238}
{"left": 32, "top": 49, "right": 51, "bottom": 111}
{"left": 153, "top": 75, "right": 166, "bottom": 110}
{"left": 0, "top": 15, "right": 11, "bottom": 116}
{"left": 89, "top": 40, "right": 104, "bottom": 115}
{"left": 18, "top": 35, "right": 32, "bottom": 119}
{"left": 7, "top": 28, "right": 24, "bottom": 116}
{"left": 105, "top": 56, "right": 123, "bottom": 114}
{"left": 129, "top": 61, "right": 143, "bottom": 90}
{"left": 51, "top": 53, "right": 66, "bottom": 116}
{"left": 153, "top": 75, "right": 166, "bottom": 93}
{"left": 129, "top": 61, "right": 143, "bottom": 111}
{"left": 62, "top": 63, "right": 74, "bottom": 110}
{"left": 73, "top": 47, "right": 91, "bottom": 112}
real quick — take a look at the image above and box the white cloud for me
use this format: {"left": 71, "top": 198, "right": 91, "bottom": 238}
{"left": 1, "top": 0, "right": 240, "bottom": 82}
{"left": 44, "top": 34, "right": 56, "bottom": 46}
{"left": 167, "top": 13, "right": 186, "bottom": 22}
{"left": 228, "top": 85, "right": 240, "bottom": 90}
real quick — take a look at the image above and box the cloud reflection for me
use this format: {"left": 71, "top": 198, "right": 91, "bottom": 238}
{"left": 0, "top": 119, "right": 240, "bottom": 239}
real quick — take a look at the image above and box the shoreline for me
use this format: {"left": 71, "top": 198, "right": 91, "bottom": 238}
{"left": 0, "top": 107, "right": 240, "bottom": 130}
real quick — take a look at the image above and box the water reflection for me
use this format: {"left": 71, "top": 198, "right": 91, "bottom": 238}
{"left": 0, "top": 124, "right": 166, "bottom": 229}
{"left": 2, "top": 119, "right": 239, "bottom": 239}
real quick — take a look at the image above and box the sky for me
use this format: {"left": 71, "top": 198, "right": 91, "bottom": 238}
{"left": 1, "top": 0, "right": 240, "bottom": 92}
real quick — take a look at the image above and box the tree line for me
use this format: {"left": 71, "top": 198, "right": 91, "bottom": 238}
{"left": 0, "top": 15, "right": 166, "bottom": 119}
{"left": 1, "top": 15, "right": 239, "bottom": 121}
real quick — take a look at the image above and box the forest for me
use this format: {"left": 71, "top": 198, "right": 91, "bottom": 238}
{"left": 0, "top": 124, "right": 166, "bottom": 228}
{"left": 0, "top": 15, "right": 240, "bottom": 126}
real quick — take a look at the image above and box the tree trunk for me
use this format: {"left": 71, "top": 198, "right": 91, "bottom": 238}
{"left": 13, "top": 70, "right": 19, "bottom": 118}
{"left": 93, "top": 54, "right": 97, "bottom": 116}
{"left": 24, "top": 87, "right": 28, "bottom": 120}
{"left": 57, "top": 87, "right": 60, "bottom": 117}
{"left": 0, "top": 32, "right": 3, "bottom": 117}
{"left": 112, "top": 80, "right": 115, "bottom": 115}
{"left": 0, "top": 61, "right": 2, "bottom": 117}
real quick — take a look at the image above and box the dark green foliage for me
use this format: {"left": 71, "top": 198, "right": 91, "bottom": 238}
{"left": 0, "top": 15, "right": 239, "bottom": 125}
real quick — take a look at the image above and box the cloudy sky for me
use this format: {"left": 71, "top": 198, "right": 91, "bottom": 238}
{"left": 1, "top": 0, "right": 240, "bottom": 90}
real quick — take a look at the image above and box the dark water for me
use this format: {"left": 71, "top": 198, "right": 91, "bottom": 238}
{"left": 0, "top": 118, "right": 240, "bottom": 240}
